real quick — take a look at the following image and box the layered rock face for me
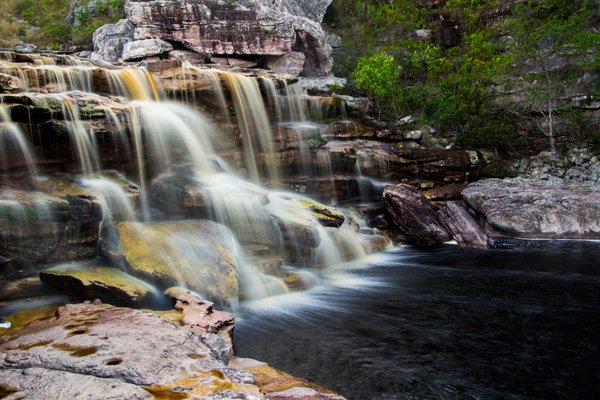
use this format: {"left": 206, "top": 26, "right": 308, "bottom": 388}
{"left": 92, "top": 0, "right": 334, "bottom": 77}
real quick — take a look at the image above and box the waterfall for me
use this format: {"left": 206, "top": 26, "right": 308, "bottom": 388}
{"left": 0, "top": 55, "right": 380, "bottom": 305}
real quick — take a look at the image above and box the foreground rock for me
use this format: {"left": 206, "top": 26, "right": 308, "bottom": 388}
{"left": 383, "top": 184, "right": 451, "bottom": 245}
{"left": 39, "top": 264, "right": 157, "bottom": 307}
{"left": 0, "top": 303, "right": 262, "bottom": 399}
{"left": 102, "top": 221, "right": 239, "bottom": 304}
{"left": 463, "top": 178, "right": 600, "bottom": 239}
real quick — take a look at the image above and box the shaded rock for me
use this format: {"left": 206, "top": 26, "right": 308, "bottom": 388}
{"left": 437, "top": 201, "right": 488, "bottom": 248}
{"left": 211, "top": 56, "right": 259, "bottom": 68}
{"left": 297, "top": 77, "right": 346, "bottom": 95}
{"left": 266, "top": 52, "right": 306, "bottom": 78}
{"left": 0, "top": 277, "right": 48, "bottom": 301}
{"left": 0, "top": 303, "right": 265, "bottom": 398}
{"left": 168, "top": 49, "right": 205, "bottom": 63}
{"left": 102, "top": 221, "right": 239, "bottom": 304}
{"left": 0, "top": 368, "right": 152, "bottom": 400}
{"left": 91, "top": 19, "right": 135, "bottom": 62}
{"left": 122, "top": 38, "right": 173, "bottom": 61}
{"left": 463, "top": 178, "right": 600, "bottom": 239}
{"left": 383, "top": 184, "right": 451, "bottom": 245}
{"left": 291, "top": 18, "right": 333, "bottom": 77}
{"left": 39, "top": 264, "right": 157, "bottom": 307}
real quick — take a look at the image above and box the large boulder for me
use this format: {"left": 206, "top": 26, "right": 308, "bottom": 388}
{"left": 282, "top": 0, "right": 333, "bottom": 23}
{"left": 383, "top": 184, "right": 451, "bottom": 245}
{"left": 462, "top": 178, "right": 600, "bottom": 239}
{"left": 90, "top": 19, "right": 135, "bottom": 62}
{"left": 102, "top": 220, "right": 239, "bottom": 304}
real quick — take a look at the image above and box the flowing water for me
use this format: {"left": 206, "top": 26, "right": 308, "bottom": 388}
{"left": 235, "top": 243, "right": 600, "bottom": 400}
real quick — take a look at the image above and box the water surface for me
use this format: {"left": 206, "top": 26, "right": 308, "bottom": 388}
{"left": 235, "top": 243, "right": 600, "bottom": 400}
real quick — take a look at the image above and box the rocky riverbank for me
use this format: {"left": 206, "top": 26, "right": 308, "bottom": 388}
{"left": 0, "top": 289, "right": 346, "bottom": 400}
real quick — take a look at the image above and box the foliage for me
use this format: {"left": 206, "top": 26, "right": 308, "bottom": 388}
{"left": 0, "top": 0, "right": 125, "bottom": 49}
{"left": 327, "top": 0, "right": 600, "bottom": 154}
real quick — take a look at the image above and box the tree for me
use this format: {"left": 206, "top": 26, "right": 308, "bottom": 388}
{"left": 504, "top": 0, "right": 600, "bottom": 153}
{"left": 352, "top": 52, "right": 401, "bottom": 120}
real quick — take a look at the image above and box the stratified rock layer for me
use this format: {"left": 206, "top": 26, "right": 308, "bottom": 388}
{"left": 463, "top": 178, "right": 600, "bottom": 239}
{"left": 383, "top": 184, "right": 451, "bottom": 245}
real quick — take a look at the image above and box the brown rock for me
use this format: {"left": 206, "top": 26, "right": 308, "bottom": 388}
{"left": 437, "top": 201, "right": 488, "bottom": 248}
{"left": 383, "top": 184, "right": 451, "bottom": 245}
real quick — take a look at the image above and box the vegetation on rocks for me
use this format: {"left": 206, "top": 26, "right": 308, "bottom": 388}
{"left": 0, "top": 0, "right": 125, "bottom": 49}
{"left": 325, "top": 0, "right": 600, "bottom": 154}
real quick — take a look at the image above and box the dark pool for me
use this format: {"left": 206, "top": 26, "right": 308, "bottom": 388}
{"left": 234, "top": 243, "right": 600, "bottom": 400}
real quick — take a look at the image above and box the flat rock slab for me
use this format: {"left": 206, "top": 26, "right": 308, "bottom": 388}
{"left": 39, "top": 264, "right": 158, "bottom": 307}
{"left": 463, "top": 178, "right": 600, "bottom": 239}
{"left": 0, "top": 303, "right": 263, "bottom": 399}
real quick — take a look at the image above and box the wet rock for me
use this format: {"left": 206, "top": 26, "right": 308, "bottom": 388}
{"left": 0, "top": 368, "right": 152, "bottom": 400}
{"left": 39, "top": 264, "right": 157, "bottom": 307}
{"left": 0, "top": 184, "right": 103, "bottom": 267}
{"left": 383, "top": 184, "right": 451, "bottom": 245}
{"left": 295, "top": 198, "right": 345, "bottom": 228}
{"left": 0, "top": 277, "right": 48, "bottom": 301}
{"left": 122, "top": 38, "right": 173, "bottom": 61}
{"left": 91, "top": 19, "right": 135, "bottom": 62}
{"left": 462, "top": 178, "right": 600, "bottom": 239}
{"left": 0, "top": 303, "right": 265, "bottom": 398}
{"left": 102, "top": 221, "right": 239, "bottom": 304}
{"left": 437, "top": 201, "right": 488, "bottom": 248}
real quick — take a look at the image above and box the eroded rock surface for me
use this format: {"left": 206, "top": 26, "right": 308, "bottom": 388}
{"left": 383, "top": 184, "right": 451, "bottom": 245}
{"left": 437, "top": 201, "right": 488, "bottom": 248}
{"left": 463, "top": 178, "right": 600, "bottom": 239}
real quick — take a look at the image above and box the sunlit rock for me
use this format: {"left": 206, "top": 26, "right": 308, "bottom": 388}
{"left": 91, "top": 19, "right": 135, "bottom": 62}
{"left": 39, "top": 263, "right": 157, "bottom": 306}
{"left": 122, "top": 38, "right": 173, "bottom": 61}
{"left": 102, "top": 221, "right": 239, "bottom": 304}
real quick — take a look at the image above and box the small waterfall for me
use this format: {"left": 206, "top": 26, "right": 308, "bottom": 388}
{"left": 105, "top": 68, "right": 162, "bottom": 101}
{"left": 0, "top": 106, "right": 38, "bottom": 180}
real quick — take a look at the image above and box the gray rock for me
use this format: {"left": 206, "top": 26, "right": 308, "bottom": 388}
{"left": 325, "top": 31, "right": 342, "bottom": 48}
{"left": 437, "top": 201, "right": 488, "bottom": 248}
{"left": 282, "top": 0, "right": 333, "bottom": 23}
{"left": 266, "top": 52, "right": 306, "bottom": 78}
{"left": 91, "top": 19, "right": 135, "bottom": 62}
{"left": 463, "top": 178, "right": 600, "bottom": 239}
{"left": 122, "top": 38, "right": 173, "bottom": 61}
{"left": 14, "top": 43, "right": 37, "bottom": 53}
{"left": 383, "top": 184, "right": 451, "bottom": 245}
{"left": 0, "top": 368, "right": 152, "bottom": 400}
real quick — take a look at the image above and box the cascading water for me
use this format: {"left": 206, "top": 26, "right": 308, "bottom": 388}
{"left": 0, "top": 54, "right": 386, "bottom": 309}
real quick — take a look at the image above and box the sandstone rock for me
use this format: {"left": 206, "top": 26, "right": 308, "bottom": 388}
{"left": 102, "top": 221, "right": 239, "bottom": 304}
{"left": 91, "top": 19, "right": 135, "bottom": 62}
{"left": 437, "top": 201, "right": 488, "bottom": 248}
{"left": 0, "top": 368, "right": 152, "bottom": 400}
{"left": 211, "top": 56, "right": 259, "bottom": 68}
{"left": 266, "top": 52, "right": 306, "bottom": 78}
{"left": 295, "top": 198, "right": 345, "bottom": 228}
{"left": 0, "top": 303, "right": 264, "bottom": 398}
{"left": 383, "top": 184, "right": 451, "bottom": 245}
{"left": 39, "top": 264, "right": 157, "bottom": 306}
{"left": 291, "top": 17, "right": 333, "bottom": 77}
{"left": 122, "top": 38, "right": 173, "bottom": 61}
{"left": 126, "top": 0, "right": 295, "bottom": 56}
{"left": 168, "top": 49, "right": 205, "bottom": 63}
{"left": 297, "top": 77, "right": 347, "bottom": 95}
{"left": 462, "top": 178, "right": 600, "bottom": 239}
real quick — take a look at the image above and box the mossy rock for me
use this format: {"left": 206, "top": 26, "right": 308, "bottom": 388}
{"left": 102, "top": 221, "right": 239, "bottom": 305}
{"left": 295, "top": 198, "right": 345, "bottom": 228}
{"left": 39, "top": 264, "right": 157, "bottom": 307}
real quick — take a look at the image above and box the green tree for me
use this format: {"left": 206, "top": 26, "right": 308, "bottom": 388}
{"left": 504, "top": 0, "right": 600, "bottom": 153}
{"left": 352, "top": 52, "right": 401, "bottom": 120}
